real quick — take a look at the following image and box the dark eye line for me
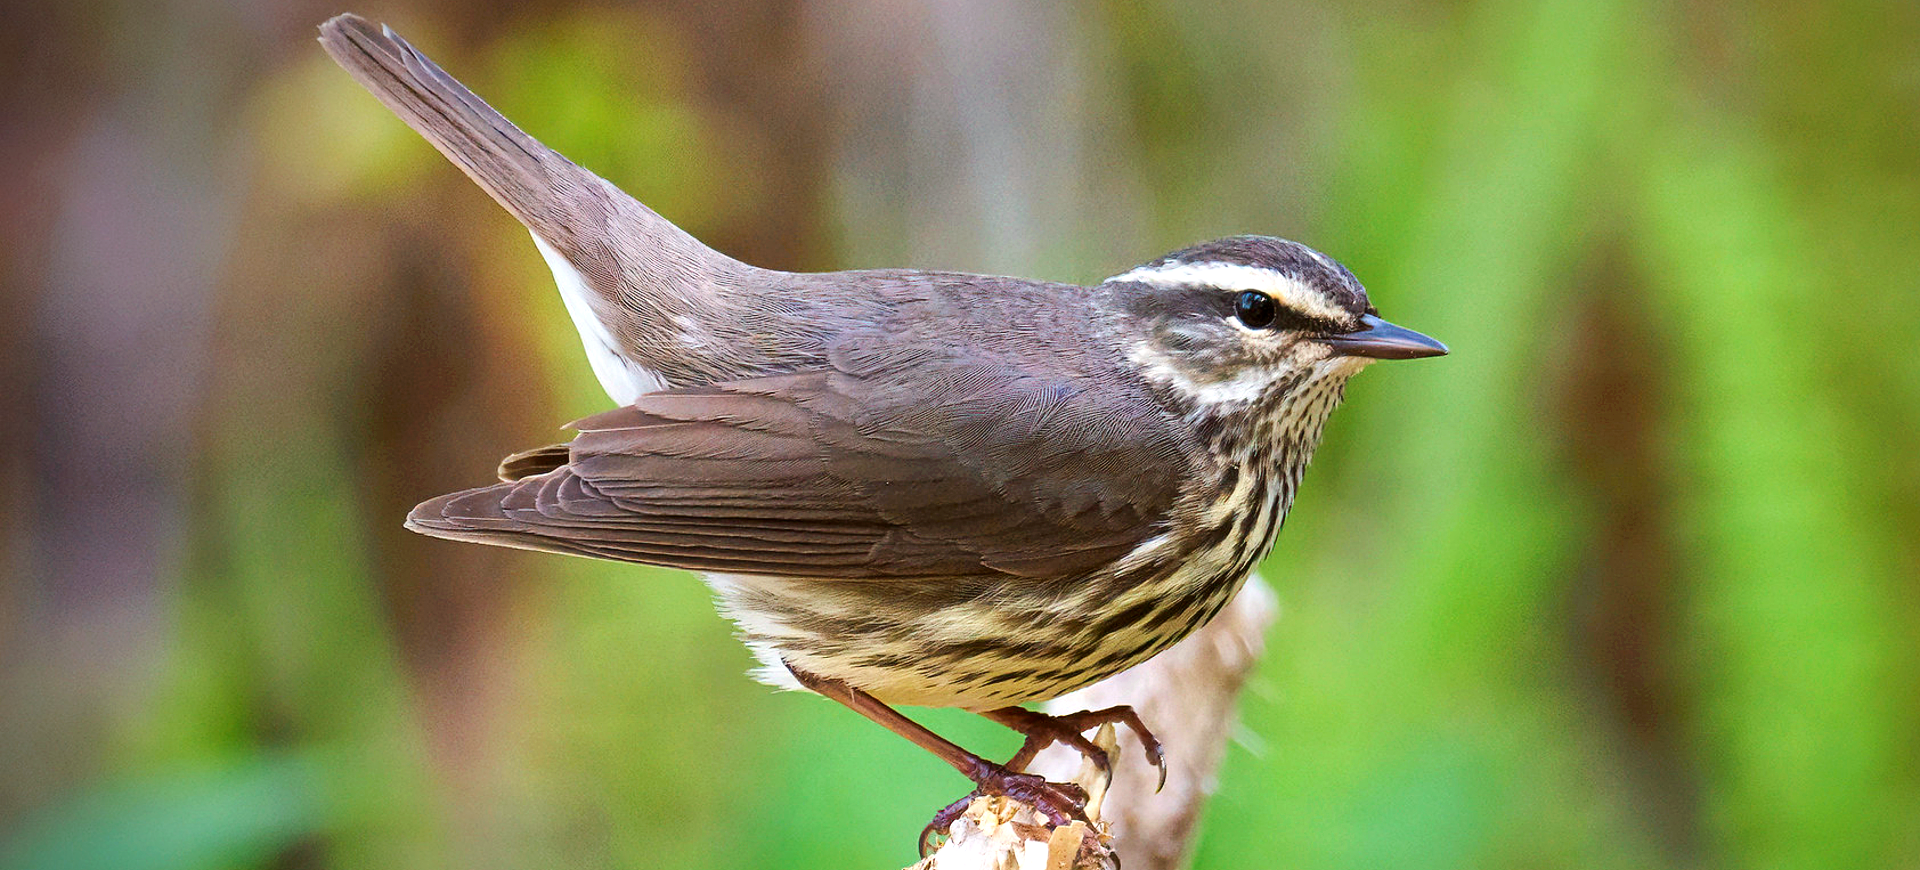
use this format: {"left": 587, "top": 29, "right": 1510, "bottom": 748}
{"left": 1277, "top": 308, "right": 1344, "bottom": 333}
{"left": 1228, "top": 289, "right": 1344, "bottom": 333}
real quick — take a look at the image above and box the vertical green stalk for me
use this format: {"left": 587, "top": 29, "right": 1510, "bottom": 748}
{"left": 1635, "top": 119, "right": 1914, "bottom": 870}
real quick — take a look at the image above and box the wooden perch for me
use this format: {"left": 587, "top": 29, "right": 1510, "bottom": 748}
{"left": 908, "top": 577, "right": 1278, "bottom": 870}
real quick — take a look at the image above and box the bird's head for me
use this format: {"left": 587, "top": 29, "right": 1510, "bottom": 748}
{"left": 1101, "top": 236, "right": 1445, "bottom": 422}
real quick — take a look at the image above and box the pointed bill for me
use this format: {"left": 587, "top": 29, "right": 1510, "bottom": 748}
{"left": 1322, "top": 314, "right": 1448, "bottom": 360}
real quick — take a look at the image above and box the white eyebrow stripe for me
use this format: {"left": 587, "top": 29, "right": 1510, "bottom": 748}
{"left": 1104, "top": 261, "right": 1350, "bottom": 322}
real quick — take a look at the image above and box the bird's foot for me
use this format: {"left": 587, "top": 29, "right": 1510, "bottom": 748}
{"left": 919, "top": 765, "right": 1091, "bottom": 856}
{"left": 987, "top": 704, "right": 1168, "bottom": 792}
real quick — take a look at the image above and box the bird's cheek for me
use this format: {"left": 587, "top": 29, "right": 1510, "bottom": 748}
{"left": 1293, "top": 339, "right": 1342, "bottom": 366}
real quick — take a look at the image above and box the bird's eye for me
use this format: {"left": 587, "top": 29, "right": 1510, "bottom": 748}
{"left": 1234, "top": 290, "right": 1277, "bottom": 329}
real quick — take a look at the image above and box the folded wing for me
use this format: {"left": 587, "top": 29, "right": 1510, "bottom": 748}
{"left": 407, "top": 367, "right": 1193, "bottom": 580}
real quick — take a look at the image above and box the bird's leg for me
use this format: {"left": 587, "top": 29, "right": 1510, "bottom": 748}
{"left": 980, "top": 705, "right": 1169, "bottom": 792}
{"left": 783, "top": 662, "right": 1090, "bottom": 855}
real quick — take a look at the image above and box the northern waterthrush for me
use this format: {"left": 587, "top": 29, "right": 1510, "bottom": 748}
{"left": 321, "top": 13, "right": 1446, "bottom": 845}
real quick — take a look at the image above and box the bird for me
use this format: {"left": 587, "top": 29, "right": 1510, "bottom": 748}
{"left": 319, "top": 12, "right": 1446, "bottom": 849}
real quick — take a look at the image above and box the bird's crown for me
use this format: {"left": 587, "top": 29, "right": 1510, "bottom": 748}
{"left": 1104, "top": 235, "right": 1373, "bottom": 332}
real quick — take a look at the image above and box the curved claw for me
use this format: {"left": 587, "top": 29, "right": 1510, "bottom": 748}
{"left": 1133, "top": 723, "right": 1168, "bottom": 793}
{"left": 919, "top": 794, "right": 976, "bottom": 856}
{"left": 917, "top": 770, "right": 1093, "bottom": 857}
{"left": 1093, "top": 705, "right": 1166, "bottom": 792}
{"left": 1102, "top": 706, "right": 1166, "bottom": 791}
{"left": 922, "top": 705, "right": 1168, "bottom": 855}
{"left": 985, "top": 704, "right": 1168, "bottom": 791}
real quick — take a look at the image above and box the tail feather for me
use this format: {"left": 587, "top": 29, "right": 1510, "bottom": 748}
{"left": 319, "top": 13, "right": 762, "bottom": 391}
{"left": 319, "top": 14, "right": 587, "bottom": 246}
{"left": 497, "top": 443, "right": 570, "bottom": 481}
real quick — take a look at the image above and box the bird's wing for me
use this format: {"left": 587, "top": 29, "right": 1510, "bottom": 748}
{"left": 407, "top": 366, "right": 1194, "bottom": 580}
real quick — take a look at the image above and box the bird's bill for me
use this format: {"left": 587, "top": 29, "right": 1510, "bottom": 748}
{"left": 1322, "top": 314, "right": 1448, "bottom": 360}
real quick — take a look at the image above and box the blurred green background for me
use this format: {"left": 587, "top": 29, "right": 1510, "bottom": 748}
{"left": 4, "top": 0, "right": 1918, "bottom": 868}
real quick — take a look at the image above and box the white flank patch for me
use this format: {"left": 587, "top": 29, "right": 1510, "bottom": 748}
{"left": 700, "top": 573, "right": 808, "bottom": 692}
{"left": 1106, "top": 260, "right": 1350, "bottom": 323}
{"left": 1118, "top": 532, "right": 1173, "bottom": 567}
{"left": 531, "top": 233, "right": 667, "bottom": 405}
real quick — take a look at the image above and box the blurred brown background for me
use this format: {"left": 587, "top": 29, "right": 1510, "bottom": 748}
{"left": 3, "top": 1, "right": 1918, "bottom": 868}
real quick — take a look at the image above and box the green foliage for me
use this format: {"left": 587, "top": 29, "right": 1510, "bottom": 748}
{"left": 1, "top": 755, "right": 322, "bottom": 870}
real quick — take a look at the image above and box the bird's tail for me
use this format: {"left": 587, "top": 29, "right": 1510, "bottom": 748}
{"left": 319, "top": 13, "right": 742, "bottom": 272}
{"left": 319, "top": 13, "right": 757, "bottom": 393}
{"left": 319, "top": 14, "right": 589, "bottom": 245}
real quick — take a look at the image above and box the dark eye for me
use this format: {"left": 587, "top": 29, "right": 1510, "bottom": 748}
{"left": 1234, "top": 290, "right": 1277, "bottom": 329}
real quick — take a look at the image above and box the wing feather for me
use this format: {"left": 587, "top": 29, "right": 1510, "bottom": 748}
{"left": 407, "top": 364, "right": 1197, "bottom": 579}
